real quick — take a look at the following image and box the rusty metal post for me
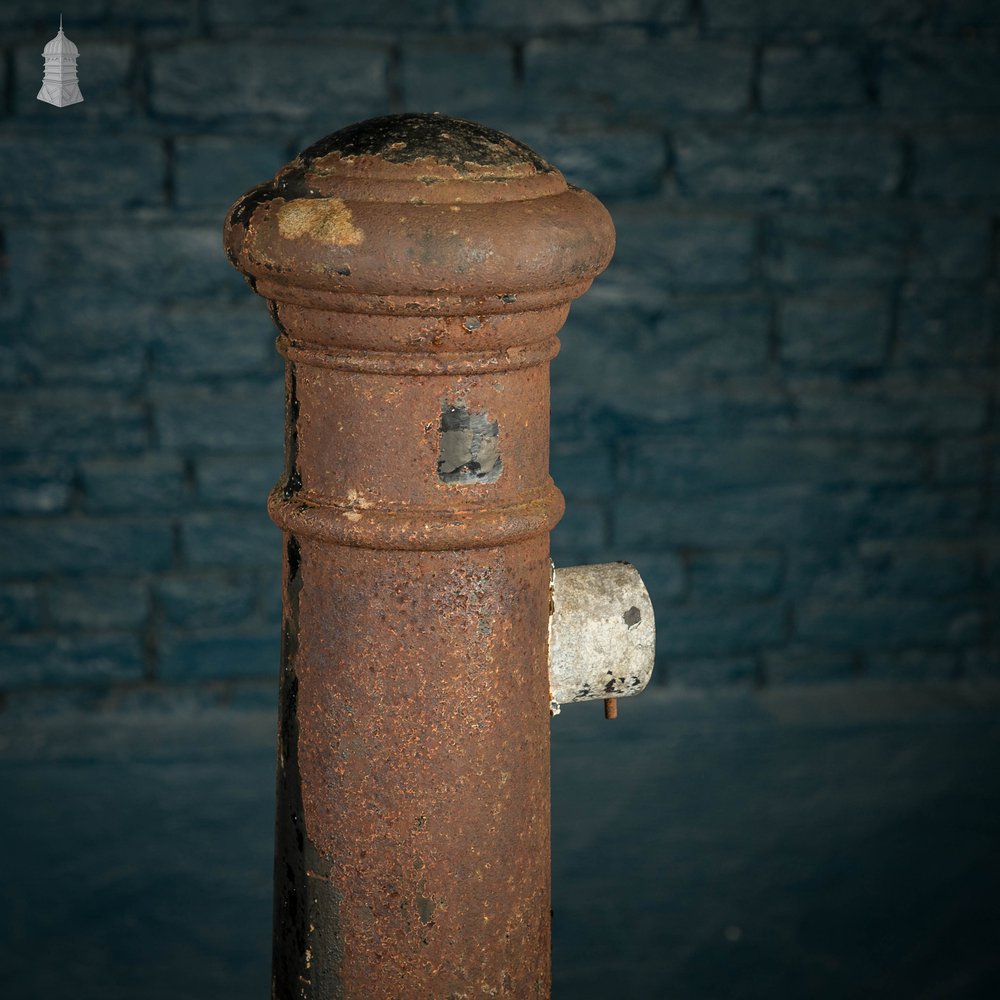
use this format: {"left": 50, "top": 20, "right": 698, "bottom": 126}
{"left": 224, "top": 113, "right": 650, "bottom": 999}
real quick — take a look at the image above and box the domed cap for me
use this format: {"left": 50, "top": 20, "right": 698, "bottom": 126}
{"left": 43, "top": 20, "right": 79, "bottom": 56}
{"left": 223, "top": 113, "right": 615, "bottom": 316}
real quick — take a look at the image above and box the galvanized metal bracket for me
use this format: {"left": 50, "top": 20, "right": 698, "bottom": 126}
{"left": 548, "top": 561, "right": 656, "bottom": 716}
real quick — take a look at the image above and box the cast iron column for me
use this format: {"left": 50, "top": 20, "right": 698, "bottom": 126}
{"left": 225, "top": 113, "right": 615, "bottom": 999}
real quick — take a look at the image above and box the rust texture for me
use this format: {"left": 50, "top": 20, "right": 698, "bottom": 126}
{"left": 224, "top": 112, "right": 615, "bottom": 999}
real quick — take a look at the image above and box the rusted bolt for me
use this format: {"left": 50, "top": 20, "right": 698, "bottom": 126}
{"left": 224, "top": 113, "right": 648, "bottom": 999}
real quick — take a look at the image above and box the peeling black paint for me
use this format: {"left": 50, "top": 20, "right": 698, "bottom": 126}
{"left": 294, "top": 113, "right": 554, "bottom": 175}
{"left": 282, "top": 363, "right": 301, "bottom": 499}
{"left": 273, "top": 538, "right": 345, "bottom": 999}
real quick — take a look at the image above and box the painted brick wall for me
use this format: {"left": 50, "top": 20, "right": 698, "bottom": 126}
{"left": 1, "top": 0, "right": 998, "bottom": 713}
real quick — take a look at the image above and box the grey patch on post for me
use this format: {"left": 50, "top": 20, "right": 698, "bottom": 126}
{"left": 437, "top": 402, "right": 502, "bottom": 484}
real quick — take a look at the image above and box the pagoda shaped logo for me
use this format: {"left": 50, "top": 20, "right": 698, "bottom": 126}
{"left": 37, "top": 16, "right": 84, "bottom": 108}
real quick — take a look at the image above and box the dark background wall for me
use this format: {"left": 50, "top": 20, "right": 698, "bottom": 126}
{"left": 1, "top": 2, "right": 999, "bottom": 998}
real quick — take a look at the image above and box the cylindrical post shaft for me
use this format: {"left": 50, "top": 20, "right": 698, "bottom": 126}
{"left": 269, "top": 315, "right": 561, "bottom": 996}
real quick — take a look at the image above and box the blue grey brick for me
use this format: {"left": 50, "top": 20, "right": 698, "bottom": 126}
{"left": 675, "top": 129, "right": 899, "bottom": 203}
{"left": 154, "top": 383, "right": 284, "bottom": 454}
{"left": 896, "top": 286, "right": 994, "bottom": 368}
{"left": 150, "top": 304, "right": 278, "bottom": 380}
{"left": 910, "top": 215, "right": 992, "bottom": 281}
{"left": 19, "top": 297, "right": 154, "bottom": 390}
{"left": 882, "top": 41, "right": 1000, "bottom": 113}
{"left": 194, "top": 456, "right": 281, "bottom": 507}
{"left": 780, "top": 296, "right": 889, "bottom": 368}
{"left": 668, "top": 655, "right": 758, "bottom": 688}
{"left": 933, "top": 438, "right": 987, "bottom": 485}
{"left": 854, "top": 541, "right": 979, "bottom": 597}
{"left": 401, "top": 43, "right": 516, "bottom": 120}
{"left": 789, "top": 542, "right": 978, "bottom": 603}
{"left": 643, "top": 297, "right": 769, "bottom": 373}
{"left": 914, "top": 132, "right": 1000, "bottom": 202}
{"left": 180, "top": 511, "right": 278, "bottom": 569}
{"left": 626, "top": 435, "right": 929, "bottom": 493}
{"left": 151, "top": 42, "right": 389, "bottom": 122}
{"left": 524, "top": 39, "right": 752, "bottom": 118}
{"left": 658, "top": 601, "right": 785, "bottom": 657}
{"left": 205, "top": 0, "right": 444, "bottom": 26}
{"left": 931, "top": 0, "right": 1000, "bottom": 29}
{"left": 0, "top": 519, "right": 173, "bottom": 577}
{"left": 460, "top": 0, "right": 688, "bottom": 28}
{"left": 80, "top": 456, "right": 187, "bottom": 514}
{"left": 568, "top": 293, "right": 645, "bottom": 333}
{"left": 763, "top": 647, "right": 856, "bottom": 685}
{"left": 705, "top": 0, "right": 919, "bottom": 30}
{"left": 761, "top": 46, "right": 866, "bottom": 112}
{"left": 796, "top": 598, "right": 979, "bottom": 649}
{"left": 224, "top": 679, "right": 278, "bottom": 711}
{"left": 108, "top": 0, "right": 200, "bottom": 29}
{"left": 619, "top": 552, "right": 686, "bottom": 604}
{"left": 555, "top": 349, "right": 791, "bottom": 431}
{"left": 629, "top": 378, "right": 792, "bottom": 432}
{"left": 260, "top": 577, "right": 282, "bottom": 627}
{"left": 0, "top": 687, "right": 111, "bottom": 717}
{"left": 557, "top": 301, "right": 644, "bottom": 365}
{"left": 0, "top": 0, "right": 109, "bottom": 25}
{"left": 159, "top": 630, "right": 278, "bottom": 681}
{"left": 614, "top": 485, "right": 859, "bottom": 549}
{"left": 550, "top": 438, "right": 615, "bottom": 499}
{"left": 987, "top": 547, "right": 1000, "bottom": 589}
{"left": 48, "top": 577, "right": 149, "bottom": 630}
{"left": 174, "top": 137, "right": 288, "bottom": 212}
{"left": 512, "top": 128, "right": 665, "bottom": 200}
{"left": 688, "top": 549, "right": 783, "bottom": 599}
{"left": 0, "top": 634, "right": 143, "bottom": 690}
{"left": 551, "top": 501, "right": 607, "bottom": 557}
{"left": 764, "top": 214, "right": 907, "bottom": 286}
{"left": 86, "top": 682, "right": 222, "bottom": 714}
{"left": 0, "top": 136, "right": 163, "bottom": 211}
{"left": 787, "top": 548, "right": 867, "bottom": 603}
{"left": 855, "top": 488, "right": 980, "bottom": 541}
{"left": 965, "top": 648, "right": 1000, "bottom": 679}
{"left": 0, "top": 341, "right": 28, "bottom": 390}
{"left": 14, "top": 41, "right": 135, "bottom": 118}
{"left": 865, "top": 650, "right": 959, "bottom": 681}
{"left": 1, "top": 462, "right": 74, "bottom": 515}
{"left": 156, "top": 572, "right": 259, "bottom": 628}
{"left": 792, "top": 377, "right": 987, "bottom": 434}
{"left": 595, "top": 209, "right": 756, "bottom": 304}
{"left": 0, "top": 392, "right": 146, "bottom": 458}
{"left": 554, "top": 305, "right": 784, "bottom": 424}
{"left": 0, "top": 583, "right": 41, "bottom": 633}
{"left": 9, "top": 224, "right": 242, "bottom": 301}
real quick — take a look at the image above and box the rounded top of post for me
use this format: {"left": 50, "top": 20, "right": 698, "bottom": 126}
{"left": 43, "top": 24, "right": 78, "bottom": 56}
{"left": 295, "top": 112, "right": 555, "bottom": 179}
{"left": 223, "top": 113, "right": 615, "bottom": 316}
